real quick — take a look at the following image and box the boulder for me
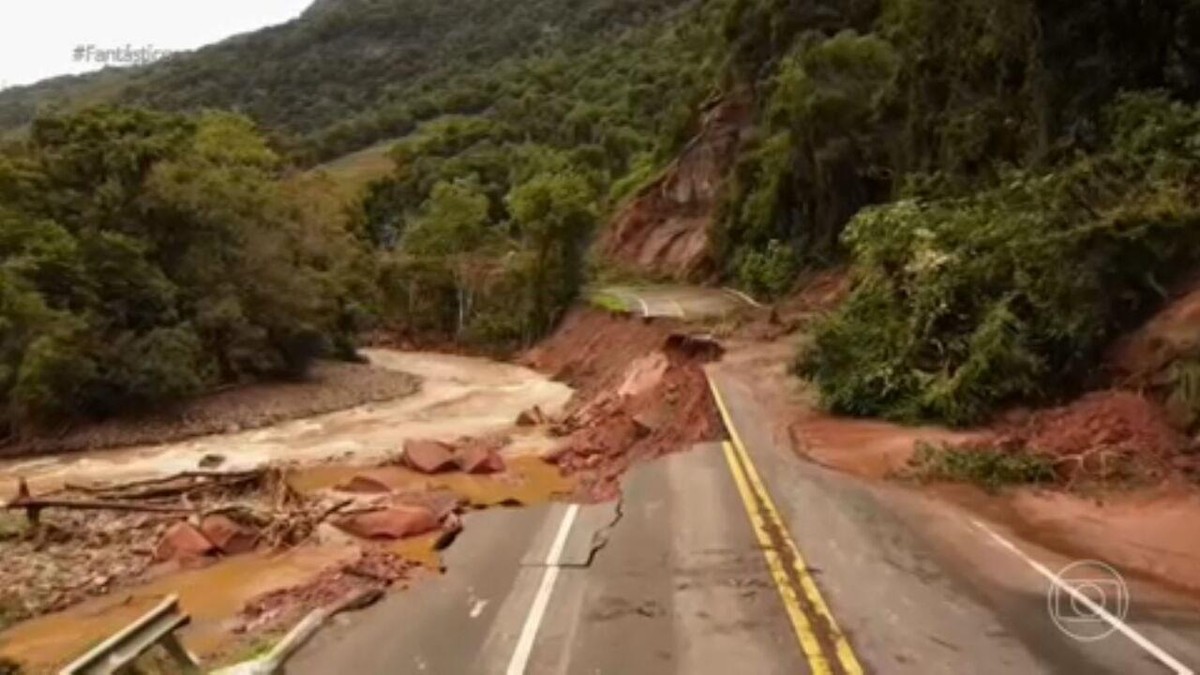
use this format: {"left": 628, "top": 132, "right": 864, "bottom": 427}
{"left": 335, "top": 475, "right": 392, "bottom": 494}
{"left": 199, "top": 515, "right": 259, "bottom": 556}
{"left": 457, "top": 446, "right": 506, "bottom": 475}
{"left": 335, "top": 506, "right": 440, "bottom": 540}
{"left": 155, "top": 522, "right": 217, "bottom": 562}
{"left": 402, "top": 440, "right": 458, "bottom": 474}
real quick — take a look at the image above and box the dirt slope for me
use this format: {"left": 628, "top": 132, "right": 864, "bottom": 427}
{"left": 599, "top": 97, "right": 751, "bottom": 280}
{"left": 524, "top": 309, "right": 722, "bottom": 499}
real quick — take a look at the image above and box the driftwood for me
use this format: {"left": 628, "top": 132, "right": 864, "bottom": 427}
{"left": 64, "top": 470, "right": 265, "bottom": 501}
{"left": 5, "top": 470, "right": 268, "bottom": 522}
{"left": 5, "top": 479, "right": 193, "bottom": 525}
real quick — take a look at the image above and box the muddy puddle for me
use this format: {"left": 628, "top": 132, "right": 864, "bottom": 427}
{"left": 0, "top": 350, "right": 578, "bottom": 672}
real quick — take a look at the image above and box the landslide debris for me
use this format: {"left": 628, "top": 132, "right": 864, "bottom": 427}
{"left": 0, "top": 461, "right": 468, "bottom": 625}
{"left": 524, "top": 309, "right": 724, "bottom": 499}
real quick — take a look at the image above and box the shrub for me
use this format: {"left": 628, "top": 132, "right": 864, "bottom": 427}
{"left": 800, "top": 95, "right": 1200, "bottom": 425}
{"left": 735, "top": 239, "right": 798, "bottom": 299}
{"left": 906, "top": 442, "right": 1057, "bottom": 490}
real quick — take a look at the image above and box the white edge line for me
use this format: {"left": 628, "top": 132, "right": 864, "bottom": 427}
{"left": 633, "top": 295, "right": 651, "bottom": 317}
{"left": 505, "top": 504, "right": 581, "bottom": 675}
{"left": 969, "top": 518, "right": 1194, "bottom": 675}
{"left": 721, "top": 287, "right": 765, "bottom": 309}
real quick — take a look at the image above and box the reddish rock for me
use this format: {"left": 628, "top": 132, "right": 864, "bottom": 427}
{"left": 402, "top": 440, "right": 458, "bottom": 474}
{"left": 200, "top": 515, "right": 259, "bottom": 556}
{"left": 336, "top": 475, "right": 392, "bottom": 494}
{"left": 335, "top": 506, "right": 439, "bottom": 540}
{"left": 457, "top": 446, "right": 507, "bottom": 475}
{"left": 155, "top": 522, "right": 217, "bottom": 562}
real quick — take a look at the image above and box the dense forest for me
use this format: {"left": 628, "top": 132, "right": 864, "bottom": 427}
{"left": 2, "top": 0, "right": 1200, "bottom": 435}
{"left": 717, "top": 0, "right": 1200, "bottom": 424}
{"left": 0, "top": 0, "right": 722, "bottom": 436}
{"left": 0, "top": 0, "right": 706, "bottom": 163}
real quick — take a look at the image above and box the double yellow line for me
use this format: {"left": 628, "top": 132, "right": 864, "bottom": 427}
{"left": 708, "top": 379, "right": 864, "bottom": 675}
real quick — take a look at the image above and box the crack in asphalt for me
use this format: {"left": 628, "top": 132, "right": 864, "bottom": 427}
{"left": 561, "top": 496, "right": 625, "bottom": 569}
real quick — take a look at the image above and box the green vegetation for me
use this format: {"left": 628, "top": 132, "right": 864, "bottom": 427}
{"left": 0, "top": 0, "right": 713, "bottom": 165}
{"left": 712, "top": 0, "right": 1200, "bottom": 424}
{"left": 906, "top": 442, "right": 1057, "bottom": 491}
{"left": 355, "top": 1, "right": 724, "bottom": 344}
{"left": 0, "top": 0, "right": 723, "bottom": 432}
{"left": 4, "top": 0, "right": 1199, "bottom": 436}
{"left": 589, "top": 291, "right": 631, "bottom": 314}
{"left": 802, "top": 94, "right": 1200, "bottom": 424}
{"left": 0, "top": 107, "right": 370, "bottom": 436}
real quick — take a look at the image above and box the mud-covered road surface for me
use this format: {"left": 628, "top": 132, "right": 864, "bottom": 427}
{"left": 0, "top": 349, "right": 574, "bottom": 494}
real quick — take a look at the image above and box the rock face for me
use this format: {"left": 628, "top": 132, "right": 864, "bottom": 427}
{"left": 402, "top": 440, "right": 458, "bottom": 474}
{"left": 335, "top": 506, "right": 440, "bottom": 540}
{"left": 155, "top": 522, "right": 217, "bottom": 562}
{"left": 599, "top": 96, "right": 751, "bottom": 280}
{"left": 199, "top": 515, "right": 259, "bottom": 556}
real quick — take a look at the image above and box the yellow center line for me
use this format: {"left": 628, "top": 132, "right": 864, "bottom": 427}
{"left": 721, "top": 440, "right": 833, "bottom": 675}
{"left": 709, "top": 377, "right": 865, "bottom": 675}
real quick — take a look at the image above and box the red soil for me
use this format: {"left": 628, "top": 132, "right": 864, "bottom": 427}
{"left": 995, "top": 390, "right": 1187, "bottom": 459}
{"left": 524, "top": 309, "right": 722, "bottom": 500}
{"left": 599, "top": 97, "right": 751, "bottom": 281}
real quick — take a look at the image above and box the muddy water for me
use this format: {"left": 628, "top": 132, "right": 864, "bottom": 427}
{"left": 0, "top": 544, "right": 361, "bottom": 670}
{"left": 0, "top": 349, "right": 574, "bottom": 493}
{"left": 0, "top": 350, "right": 578, "bottom": 672}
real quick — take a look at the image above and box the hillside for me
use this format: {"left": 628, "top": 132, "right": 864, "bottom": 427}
{"left": 4, "top": 0, "right": 1200, "bottom": 449}
{"left": 0, "top": 0, "right": 700, "bottom": 163}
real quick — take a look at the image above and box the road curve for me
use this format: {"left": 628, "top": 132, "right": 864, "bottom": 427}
{"left": 291, "top": 368, "right": 1200, "bottom": 674}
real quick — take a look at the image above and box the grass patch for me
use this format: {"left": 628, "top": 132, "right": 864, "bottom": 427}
{"left": 906, "top": 442, "right": 1057, "bottom": 491}
{"left": 588, "top": 292, "right": 630, "bottom": 314}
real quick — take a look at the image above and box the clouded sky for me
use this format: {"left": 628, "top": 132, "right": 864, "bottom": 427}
{"left": 0, "top": 0, "right": 314, "bottom": 90}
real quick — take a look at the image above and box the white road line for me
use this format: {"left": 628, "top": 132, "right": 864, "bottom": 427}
{"left": 506, "top": 504, "right": 580, "bottom": 675}
{"left": 970, "top": 519, "right": 1194, "bottom": 675}
{"left": 632, "top": 295, "right": 651, "bottom": 317}
{"left": 669, "top": 299, "right": 686, "bottom": 318}
{"left": 721, "top": 287, "right": 765, "bottom": 309}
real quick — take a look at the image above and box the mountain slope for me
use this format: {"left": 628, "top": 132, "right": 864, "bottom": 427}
{"left": 0, "top": 0, "right": 699, "bottom": 161}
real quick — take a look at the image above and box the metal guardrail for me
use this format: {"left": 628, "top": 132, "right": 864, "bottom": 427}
{"left": 60, "top": 595, "right": 199, "bottom": 675}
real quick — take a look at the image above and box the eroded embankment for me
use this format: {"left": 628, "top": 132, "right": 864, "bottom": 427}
{"left": 0, "top": 318, "right": 725, "bottom": 673}
{"left": 523, "top": 308, "right": 724, "bottom": 500}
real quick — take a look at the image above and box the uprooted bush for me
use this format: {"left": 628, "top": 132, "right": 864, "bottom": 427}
{"left": 800, "top": 94, "right": 1200, "bottom": 426}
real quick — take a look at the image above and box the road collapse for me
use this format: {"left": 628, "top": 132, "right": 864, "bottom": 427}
{"left": 0, "top": 308, "right": 728, "bottom": 671}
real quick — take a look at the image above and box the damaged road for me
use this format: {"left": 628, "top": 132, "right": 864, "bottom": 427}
{"left": 289, "top": 441, "right": 808, "bottom": 674}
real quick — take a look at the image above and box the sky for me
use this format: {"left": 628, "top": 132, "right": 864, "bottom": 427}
{"left": 0, "top": 0, "right": 315, "bottom": 91}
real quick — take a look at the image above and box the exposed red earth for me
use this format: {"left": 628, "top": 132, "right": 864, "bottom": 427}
{"left": 524, "top": 309, "right": 723, "bottom": 500}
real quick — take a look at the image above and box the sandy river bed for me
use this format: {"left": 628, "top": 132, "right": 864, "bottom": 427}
{"left": 0, "top": 349, "right": 575, "bottom": 494}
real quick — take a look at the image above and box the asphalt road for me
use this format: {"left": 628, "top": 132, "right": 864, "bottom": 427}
{"left": 292, "top": 300, "right": 1200, "bottom": 674}
{"left": 596, "top": 285, "right": 754, "bottom": 319}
